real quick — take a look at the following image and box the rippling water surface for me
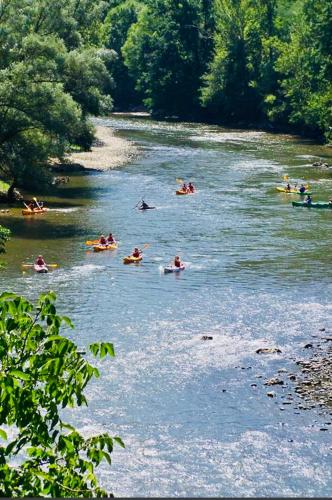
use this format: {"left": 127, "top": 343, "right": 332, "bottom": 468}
{"left": 1, "top": 115, "right": 332, "bottom": 496}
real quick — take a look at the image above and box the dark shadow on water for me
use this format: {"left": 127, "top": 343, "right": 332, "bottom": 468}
{"left": 0, "top": 217, "right": 89, "bottom": 239}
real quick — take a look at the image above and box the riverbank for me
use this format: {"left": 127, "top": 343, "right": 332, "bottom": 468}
{"left": 61, "top": 125, "right": 139, "bottom": 171}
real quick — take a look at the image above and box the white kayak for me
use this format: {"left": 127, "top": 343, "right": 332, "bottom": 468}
{"left": 34, "top": 264, "right": 48, "bottom": 273}
{"left": 164, "top": 265, "right": 185, "bottom": 274}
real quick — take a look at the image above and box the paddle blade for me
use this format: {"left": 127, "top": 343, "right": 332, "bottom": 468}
{"left": 85, "top": 239, "right": 99, "bottom": 245}
{"left": 22, "top": 264, "right": 33, "bottom": 267}
{"left": 48, "top": 264, "right": 58, "bottom": 267}
{"left": 143, "top": 243, "right": 150, "bottom": 248}
{"left": 176, "top": 178, "right": 184, "bottom": 184}
{"left": 283, "top": 175, "right": 289, "bottom": 181}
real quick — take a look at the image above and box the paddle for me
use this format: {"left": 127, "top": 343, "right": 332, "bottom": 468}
{"left": 176, "top": 178, "right": 184, "bottom": 184}
{"left": 283, "top": 175, "right": 289, "bottom": 181}
{"left": 22, "top": 263, "right": 58, "bottom": 268}
{"left": 85, "top": 239, "right": 99, "bottom": 245}
{"left": 33, "top": 197, "right": 42, "bottom": 209}
{"left": 23, "top": 202, "right": 31, "bottom": 210}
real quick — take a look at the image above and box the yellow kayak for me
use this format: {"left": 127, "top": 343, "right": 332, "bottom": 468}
{"left": 276, "top": 187, "right": 312, "bottom": 195}
{"left": 176, "top": 189, "right": 195, "bottom": 195}
{"left": 22, "top": 208, "right": 48, "bottom": 216}
{"left": 93, "top": 243, "right": 118, "bottom": 252}
{"left": 123, "top": 255, "right": 142, "bottom": 264}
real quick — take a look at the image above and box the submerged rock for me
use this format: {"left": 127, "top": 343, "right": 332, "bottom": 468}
{"left": 256, "top": 347, "right": 282, "bottom": 354}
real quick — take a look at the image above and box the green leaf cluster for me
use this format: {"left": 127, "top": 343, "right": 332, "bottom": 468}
{"left": 0, "top": 291, "right": 122, "bottom": 497}
{"left": 0, "top": 0, "right": 113, "bottom": 192}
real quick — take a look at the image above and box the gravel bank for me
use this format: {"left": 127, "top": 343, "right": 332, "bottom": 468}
{"left": 66, "top": 125, "right": 139, "bottom": 171}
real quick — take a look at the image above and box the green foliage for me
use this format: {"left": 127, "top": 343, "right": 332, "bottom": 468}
{"left": 0, "top": 0, "right": 113, "bottom": 192}
{"left": 103, "top": 0, "right": 143, "bottom": 109}
{"left": 123, "top": 0, "right": 213, "bottom": 117}
{"left": 269, "top": 0, "right": 332, "bottom": 141}
{"left": 0, "top": 226, "right": 10, "bottom": 255}
{"left": 0, "top": 291, "right": 123, "bottom": 497}
{"left": 201, "top": 0, "right": 279, "bottom": 122}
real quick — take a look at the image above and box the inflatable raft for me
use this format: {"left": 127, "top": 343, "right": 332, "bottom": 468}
{"left": 22, "top": 208, "right": 48, "bottom": 216}
{"left": 123, "top": 255, "right": 142, "bottom": 264}
{"left": 93, "top": 243, "right": 118, "bottom": 252}
{"left": 164, "top": 265, "right": 185, "bottom": 274}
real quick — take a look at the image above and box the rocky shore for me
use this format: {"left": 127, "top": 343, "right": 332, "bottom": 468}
{"left": 54, "top": 125, "right": 139, "bottom": 172}
{"left": 253, "top": 328, "right": 332, "bottom": 428}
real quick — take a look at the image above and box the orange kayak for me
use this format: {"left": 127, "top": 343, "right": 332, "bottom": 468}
{"left": 176, "top": 190, "right": 195, "bottom": 195}
{"left": 22, "top": 208, "right": 48, "bottom": 216}
{"left": 123, "top": 255, "right": 142, "bottom": 264}
{"left": 93, "top": 243, "right": 118, "bottom": 252}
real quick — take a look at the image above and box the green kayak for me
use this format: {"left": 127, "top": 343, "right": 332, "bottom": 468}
{"left": 292, "top": 201, "right": 332, "bottom": 209}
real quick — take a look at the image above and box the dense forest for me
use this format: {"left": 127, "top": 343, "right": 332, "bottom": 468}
{"left": 0, "top": 0, "right": 331, "bottom": 198}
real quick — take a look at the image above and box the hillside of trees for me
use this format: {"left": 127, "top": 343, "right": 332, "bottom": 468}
{"left": 0, "top": 0, "right": 331, "bottom": 198}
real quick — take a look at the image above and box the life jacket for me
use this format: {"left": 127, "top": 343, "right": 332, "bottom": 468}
{"left": 107, "top": 235, "right": 115, "bottom": 243}
{"left": 174, "top": 259, "right": 181, "bottom": 268}
{"left": 36, "top": 258, "right": 45, "bottom": 266}
{"left": 100, "top": 237, "right": 107, "bottom": 245}
{"left": 133, "top": 250, "right": 140, "bottom": 258}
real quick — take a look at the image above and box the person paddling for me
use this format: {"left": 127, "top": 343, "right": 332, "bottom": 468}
{"left": 188, "top": 182, "right": 195, "bottom": 193}
{"left": 174, "top": 255, "right": 182, "bottom": 268}
{"left": 132, "top": 247, "right": 142, "bottom": 258}
{"left": 107, "top": 233, "right": 116, "bottom": 244}
{"left": 299, "top": 184, "right": 306, "bottom": 194}
{"left": 286, "top": 183, "right": 291, "bottom": 192}
{"left": 140, "top": 200, "right": 150, "bottom": 209}
{"left": 181, "top": 183, "right": 188, "bottom": 193}
{"left": 35, "top": 255, "right": 46, "bottom": 266}
{"left": 99, "top": 234, "right": 107, "bottom": 245}
{"left": 305, "top": 194, "right": 312, "bottom": 205}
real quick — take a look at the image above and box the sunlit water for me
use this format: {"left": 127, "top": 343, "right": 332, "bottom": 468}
{"left": 1, "top": 115, "right": 332, "bottom": 496}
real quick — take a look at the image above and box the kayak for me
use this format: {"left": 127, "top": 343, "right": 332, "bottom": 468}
{"left": 34, "top": 264, "right": 48, "bottom": 273}
{"left": 123, "top": 255, "right": 142, "bottom": 264}
{"left": 164, "top": 265, "right": 185, "bottom": 274}
{"left": 276, "top": 187, "right": 312, "bottom": 195}
{"left": 22, "top": 208, "right": 48, "bottom": 216}
{"left": 93, "top": 243, "right": 118, "bottom": 252}
{"left": 176, "top": 190, "right": 194, "bottom": 195}
{"left": 138, "top": 206, "right": 155, "bottom": 210}
{"left": 292, "top": 201, "right": 332, "bottom": 208}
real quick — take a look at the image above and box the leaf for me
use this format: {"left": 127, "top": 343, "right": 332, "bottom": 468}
{"left": 0, "top": 429, "right": 7, "bottom": 440}
{"left": 8, "top": 370, "right": 30, "bottom": 381}
{"left": 114, "top": 436, "right": 125, "bottom": 448}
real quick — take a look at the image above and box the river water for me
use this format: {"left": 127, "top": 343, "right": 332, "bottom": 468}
{"left": 1, "top": 115, "right": 332, "bottom": 496}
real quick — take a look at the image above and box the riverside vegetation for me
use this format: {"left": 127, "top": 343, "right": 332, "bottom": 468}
{"left": 0, "top": 0, "right": 331, "bottom": 496}
{"left": 0, "top": 0, "right": 331, "bottom": 201}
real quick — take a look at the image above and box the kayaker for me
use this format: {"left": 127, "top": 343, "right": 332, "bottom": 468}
{"left": 28, "top": 200, "right": 35, "bottom": 210}
{"left": 299, "top": 184, "right": 306, "bottom": 194}
{"left": 181, "top": 183, "right": 188, "bottom": 192}
{"left": 188, "top": 182, "right": 195, "bottom": 193}
{"left": 305, "top": 195, "right": 312, "bottom": 205}
{"left": 107, "top": 233, "right": 116, "bottom": 244}
{"left": 132, "top": 247, "right": 142, "bottom": 258}
{"left": 286, "top": 183, "right": 291, "bottom": 192}
{"left": 99, "top": 234, "right": 107, "bottom": 245}
{"left": 140, "top": 200, "right": 150, "bottom": 209}
{"left": 174, "top": 256, "right": 182, "bottom": 268}
{"left": 35, "top": 255, "right": 46, "bottom": 266}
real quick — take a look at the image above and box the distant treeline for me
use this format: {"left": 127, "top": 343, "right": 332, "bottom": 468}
{"left": 0, "top": 0, "right": 330, "bottom": 198}
{"left": 104, "top": 0, "right": 331, "bottom": 142}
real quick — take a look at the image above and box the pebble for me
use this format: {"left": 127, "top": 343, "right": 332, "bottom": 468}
{"left": 264, "top": 378, "right": 284, "bottom": 386}
{"left": 267, "top": 392, "right": 276, "bottom": 398}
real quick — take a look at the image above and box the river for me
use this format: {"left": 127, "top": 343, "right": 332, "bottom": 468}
{"left": 1, "top": 115, "right": 332, "bottom": 496}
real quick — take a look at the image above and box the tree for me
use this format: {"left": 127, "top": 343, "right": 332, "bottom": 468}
{"left": 123, "top": 0, "right": 212, "bottom": 118}
{"left": 0, "top": 0, "right": 113, "bottom": 196}
{"left": 0, "top": 291, "right": 123, "bottom": 497}
{"left": 269, "top": 0, "right": 332, "bottom": 141}
{"left": 103, "top": 0, "right": 143, "bottom": 109}
{"left": 201, "top": 0, "right": 279, "bottom": 123}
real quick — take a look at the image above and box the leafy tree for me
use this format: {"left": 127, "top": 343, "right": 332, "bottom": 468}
{"left": 0, "top": 291, "right": 123, "bottom": 497}
{"left": 269, "top": 0, "right": 332, "bottom": 141}
{"left": 102, "top": 0, "right": 143, "bottom": 109}
{"left": 123, "top": 0, "right": 212, "bottom": 118}
{"left": 0, "top": 0, "right": 113, "bottom": 196}
{"left": 201, "top": 0, "right": 279, "bottom": 123}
